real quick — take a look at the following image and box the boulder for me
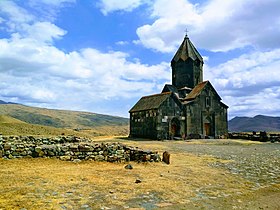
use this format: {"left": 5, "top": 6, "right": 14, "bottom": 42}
{"left": 162, "top": 151, "right": 170, "bottom": 164}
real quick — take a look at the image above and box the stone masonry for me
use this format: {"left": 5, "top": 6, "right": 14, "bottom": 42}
{"left": 0, "top": 135, "right": 161, "bottom": 162}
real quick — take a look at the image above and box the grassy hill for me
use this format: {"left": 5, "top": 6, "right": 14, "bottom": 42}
{"left": 0, "top": 115, "right": 83, "bottom": 136}
{"left": 0, "top": 103, "right": 129, "bottom": 137}
{"left": 228, "top": 115, "right": 280, "bottom": 132}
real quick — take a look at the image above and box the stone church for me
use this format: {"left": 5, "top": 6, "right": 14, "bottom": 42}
{"left": 129, "top": 34, "right": 228, "bottom": 139}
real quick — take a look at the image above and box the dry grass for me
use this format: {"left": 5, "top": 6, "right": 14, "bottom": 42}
{"left": 0, "top": 115, "right": 128, "bottom": 138}
{"left": 1, "top": 139, "right": 279, "bottom": 209}
{"left": 0, "top": 149, "right": 252, "bottom": 209}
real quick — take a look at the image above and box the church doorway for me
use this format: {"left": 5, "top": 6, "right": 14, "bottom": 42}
{"left": 204, "top": 123, "right": 211, "bottom": 136}
{"left": 171, "top": 117, "right": 181, "bottom": 138}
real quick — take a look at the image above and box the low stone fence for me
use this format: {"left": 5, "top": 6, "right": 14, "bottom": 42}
{"left": 0, "top": 135, "right": 161, "bottom": 162}
{"left": 228, "top": 132, "right": 280, "bottom": 142}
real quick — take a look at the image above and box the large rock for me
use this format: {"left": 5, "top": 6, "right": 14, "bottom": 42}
{"left": 162, "top": 151, "right": 170, "bottom": 164}
{"left": 60, "top": 156, "right": 72, "bottom": 161}
{"left": 69, "top": 145, "right": 79, "bottom": 152}
{"left": 78, "top": 144, "right": 92, "bottom": 152}
{"left": 35, "top": 146, "right": 42, "bottom": 153}
{"left": 3, "top": 143, "right": 11, "bottom": 151}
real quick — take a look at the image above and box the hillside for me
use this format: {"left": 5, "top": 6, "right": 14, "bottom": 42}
{"left": 228, "top": 115, "right": 280, "bottom": 132}
{"left": 0, "top": 115, "right": 84, "bottom": 136}
{"left": 0, "top": 102, "right": 129, "bottom": 136}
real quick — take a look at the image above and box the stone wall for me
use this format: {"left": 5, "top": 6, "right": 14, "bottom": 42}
{"left": 0, "top": 135, "right": 161, "bottom": 162}
{"left": 228, "top": 132, "right": 280, "bottom": 143}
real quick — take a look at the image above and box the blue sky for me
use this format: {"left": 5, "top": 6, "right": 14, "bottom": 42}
{"left": 0, "top": 0, "right": 280, "bottom": 119}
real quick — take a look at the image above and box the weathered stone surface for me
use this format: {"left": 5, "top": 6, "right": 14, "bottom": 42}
{"left": 125, "top": 164, "right": 133, "bottom": 169}
{"left": 73, "top": 159, "right": 82, "bottom": 163}
{"left": 60, "top": 156, "right": 71, "bottom": 161}
{"left": 35, "top": 146, "right": 42, "bottom": 153}
{"left": 162, "top": 151, "right": 170, "bottom": 164}
{"left": 69, "top": 145, "right": 79, "bottom": 152}
{"left": 0, "top": 135, "right": 160, "bottom": 163}
{"left": 4, "top": 143, "right": 11, "bottom": 151}
{"left": 135, "top": 178, "right": 142, "bottom": 183}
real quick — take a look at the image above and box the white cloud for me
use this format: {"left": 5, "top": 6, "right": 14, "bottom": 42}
{"left": 29, "top": 0, "right": 76, "bottom": 7}
{"left": 204, "top": 49, "right": 280, "bottom": 118}
{"left": 0, "top": 1, "right": 168, "bottom": 116}
{"left": 115, "top": 40, "right": 129, "bottom": 45}
{"left": 97, "top": 0, "right": 147, "bottom": 15}
{"left": 1, "top": 0, "right": 280, "bottom": 120}
{"left": 0, "top": 18, "right": 170, "bottom": 114}
{"left": 0, "top": 1, "right": 34, "bottom": 32}
{"left": 135, "top": 0, "right": 280, "bottom": 53}
{"left": 136, "top": 0, "right": 201, "bottom": 52}
{"left": 22, "top": 22, "right": 66, "bottom": 43}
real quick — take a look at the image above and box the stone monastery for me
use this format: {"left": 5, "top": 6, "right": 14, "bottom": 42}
{"left": 129, "top": 34, "right": 228, "bottom": 139}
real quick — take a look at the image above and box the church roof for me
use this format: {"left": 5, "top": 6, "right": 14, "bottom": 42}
{"left": 172, "top": 35, "right": 203, "bottom": 62}
{"left": 184, "top": 80, "right": 221, "bottom": 101}
{"left": 161, "top": 84, "right": 178, "bottom": 93}
{"left": 129, "top": 92, "right": 172, "bottom": 113}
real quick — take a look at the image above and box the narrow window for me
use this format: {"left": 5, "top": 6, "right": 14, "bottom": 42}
{"left": 206, "top": 97, "right": 210, "bottom": 107}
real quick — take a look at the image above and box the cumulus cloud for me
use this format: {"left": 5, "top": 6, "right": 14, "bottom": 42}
{"left": 27, "top": 0, "right": 76, "bottom": 21}
{"left": 0, "top": 32, "right": 170, "bottom": 106}
{"left": 0, "top": 1, "right": 34, "bottom": 32}
{"left": 0, "top": 1, "right": 170, "bottom": 114}
{"left": 135, "top": 0, "right": 280, "bottom": 53}
{"left": 1, "top": 0, "right": 279, "bottom": 119}
{"left": 126, "top": 0, "right": 280, "bottom": 118}
{"left": 97, "top": 0, "right": 147, "bottom": 15}
{"left": 204, "top": 49, "right": 280, "bottom": 118}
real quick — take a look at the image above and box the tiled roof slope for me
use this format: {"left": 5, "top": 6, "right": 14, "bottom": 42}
{"left": 184, "top": 81, "right": 222, "bottom": 101}
{"left": 172, "top": 35, "right": 203, "bottom": 62}
{"left": 185, "top": 81, "right": 208, "bottom": 100}
{"left": 129, "top": 92, "right": 171, "bottom": 112}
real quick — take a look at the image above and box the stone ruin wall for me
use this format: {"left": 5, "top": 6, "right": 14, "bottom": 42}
{"left": 0, "top": 135, "right": 161, "bottom": 162}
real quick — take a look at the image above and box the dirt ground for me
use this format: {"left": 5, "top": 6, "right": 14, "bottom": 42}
{"left": 0, "top": 139, "right": 279, "bottom": 210}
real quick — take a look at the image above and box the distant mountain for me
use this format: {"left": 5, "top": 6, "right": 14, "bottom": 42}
{"left": 0, "top": 100, "right": 18, "bottom": 105}
{"left": 0, "top": 101, "right": 129, "bottom": 136}
{"left": 228, "top": 115, "right": 280, "bottom": 132}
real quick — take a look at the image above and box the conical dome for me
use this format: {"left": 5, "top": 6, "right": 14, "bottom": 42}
{"left": 172, "top": 35, "right": 203, "bottom": 63}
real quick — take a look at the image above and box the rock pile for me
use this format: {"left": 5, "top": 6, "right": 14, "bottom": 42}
{"left": 0, "top": 135, "right": 161, "bottom": 162}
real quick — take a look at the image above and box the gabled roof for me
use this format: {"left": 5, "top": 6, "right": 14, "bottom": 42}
{"left": 220, "top": 101, "right": 229, "bottom": 108}
{"left": 161, "top": 84, "right": 178, "bottom": 93}
{"left": 184, "top": 80, "right": 221, "bottom": 101}
{"left": 129, "top": 92, "right": 172, "bottom": 113}
{"left": 172, "top": 35, "right": 203, "bottom": 63}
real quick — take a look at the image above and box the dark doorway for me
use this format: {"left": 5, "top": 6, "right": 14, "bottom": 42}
{"left": 171, "top": 118, "right": 181, "bottom": 137}
{"left": 204, "top": 123, "right": 211, "bottom": 136}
